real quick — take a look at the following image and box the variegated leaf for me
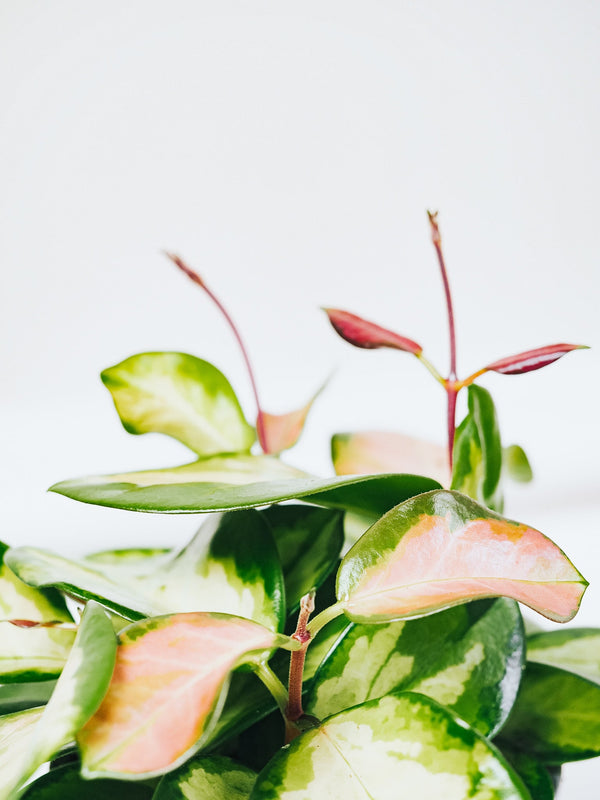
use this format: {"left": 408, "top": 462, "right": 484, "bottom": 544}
{"left": 500, "top": 748, "right": 557, "bottom": 800}
{"left": 527, "top": 628, "right": 600, "bottom": 684}
{"left": 337, "top": 490, "right": 587, "bottom": 623}
{"left": 50, "top": 463, "right": 440, "bottom": 516}
{"left": 79, "top": 612, "right": 295, "bottom": 779}
{"left": 154, "top": 755, "right": 256, "bottom": 799}
{"left": 498, "top": 663, "right": 600, "bottom": 763}
{"left": 307, "top": 598, "right": 524, "bottom": 736}
{"left": 7, "top": 511, "right": 285, "bottom": 631}
{"left": 101, "top": 352, "right": 255, "bottom": 456}
{"left": 0, "top": 603, "right": 116, "bottom": 800}
{"left": 250, "top": 692, "right": 529, "bottom": 799}
{"left": 332, "top": 431, "right": 450, "bottom": 486}
{"left": 259, "top": 383, "right": 324, "bottom": 455}
{"left": 20, "top": 763, "right": 153, "bottom": 799}
{"left": 0, "top": 543, "right": 75, "bottom": 682}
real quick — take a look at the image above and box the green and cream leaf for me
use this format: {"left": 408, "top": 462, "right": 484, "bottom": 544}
{"left": 154, "top": 755, "right": 256, "bottom": 799}
{"left": 527, "top": 628, "right": 600, "bottom": 684}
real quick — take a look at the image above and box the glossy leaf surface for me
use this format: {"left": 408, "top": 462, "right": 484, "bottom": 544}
{"left": 0, "top": 603, "right": 116, "bottom": 799}
{"left": 483, "top": 343, "right": 587, "bottom": 375}
{"left": 101, "top": 352, "right": 255, "bottom": 456}
{"left": 499, "top": 663, "right": 600, "bottom": 763}
{"left": 323, "top": 307, "right": 423, "bottom": 354}
{"left": 501, "top": 749, "right": 556, "bottom": 800}
{"left": 79, "top": 612, "right": 293, "bottom": 778}
{"left": 337, "top": 490, "right": 587, "bottom": 623}
{"left": 7, "top": 511, "right": 285, "bottom": 631}
{"left": 0, "top": 543, "right": 75, "bottom": 682}
{"left": 332, "top": 431, "right": 449, "bottom": 486}
{"left": 308, "top": 598, "right": 524, "bottom": 737}
{"left": 50, "top": 463, "right": 440, "bottom": 516}
{"left": 262, "top": 505, "right": 344, "bottom": 612}
{"left": 527, "top": 628, "right": 600, "bottom": 683}
{"left": 451, "top": 385, "right": 503, "bottom": 511}
{"left": 154, "top": 755, "right": 256, "bottom": 800}
{"left": 250, "top": 692, "right": 529, "bottom": 799}
{"left": 20, "top": 764, "right": 153, "bottom": 799}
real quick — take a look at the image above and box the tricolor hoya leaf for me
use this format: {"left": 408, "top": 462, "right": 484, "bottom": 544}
{"left": 332, "top": 431, "right": 450, "bottom": 486}
{"left": 154, "top": 755, "right": 256, "bottom": 800}
{"left": 262, "top": 505, "right": 344, "bottom": 612}
{"left": 323, "top": 307, "right": 423, "bottom": 354}
{"left": 503, "top": 445, "right": 533, "bottom": 483}
{"left": 20, "top": 764, "right": 153, "bottom": 799}
{"left": 307, "top": 598, "right": 524, "bottom": 737}
{"left": 79, "top": 612, "right": 294, "bottom": 779}
{"left": 451, "top": 385, "right": 503, "bottom": 511}
{"left": 50, "top": 461, "right": 440, "bottom": 517}
{"left": 500, "top": 749, "right": 556, "bottom": 800}
{"left": 337, "top": 489, "right": 587, "bottom": 624}
{"left": 8, "top": 511, "right": 285, "bottom": 631}
{"left": 498, "top": 663, "right": 600, "bottom": 763}
{"left": 527, "top": 628, "right": 600, "bottom": 684}
{"left": 0, "top": 706, "right": 45, "bottom": 800}
{"left": 0, "top": 603, "right": 116, "bottom": 800}
{"left": 482, "top": 343, "right": 588, "bottom": 376}
{"left": 101, "top": 352, "right": 255, "bottom": 456}
{"left": 250, "top": 692, "right": 529, "bottom": 800}
{"left": 0, "top": 542, "right": 75, "bottom": 682}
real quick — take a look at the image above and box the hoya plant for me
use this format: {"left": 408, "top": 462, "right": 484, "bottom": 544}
{"left": 1, "top": 214, "right": 597, "bottom": 800}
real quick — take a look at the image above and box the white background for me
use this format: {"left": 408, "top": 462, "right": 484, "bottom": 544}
{"left": 1, "top": 1, "right": 599, "bottom": 794}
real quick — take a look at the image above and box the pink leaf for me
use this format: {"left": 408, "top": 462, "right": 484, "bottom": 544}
{"left": 483, "top": 344, "right": 588, "bottom": 376}
{"left": 338, "top": 490, "right": 587, "bottom": 624}
{"left": 332, "top": 431, "right": 450, "bottom": 487}
{"left": 259, "top": 384, "right": 325, "bottom": 455}
{"left": 79, "top": 612, "right": 292, "bottom": 778}
{"left": 323, "top": 308, "right": 423, "bottom": 355}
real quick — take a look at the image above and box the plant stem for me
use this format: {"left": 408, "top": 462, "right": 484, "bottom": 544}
{"left": 306, "top": 601, "right": 345, "bottom": 638}
{"left": 416, "top": 353, "right": 445, "bottom": 386}
{"left": 427, "top": 212, "right": 458, "bottom": 468}
{"left": 254, "top": 662, "right": 289, "bottom": 718}
{"left": 165, "top": 253, "right": 268, "bottom": 451}
{"left": 286, "top": 592, "right": 315, "bottom": 728}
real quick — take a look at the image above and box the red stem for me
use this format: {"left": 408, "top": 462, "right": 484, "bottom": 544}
{"left": 166, "top": 253, "right": 268, "bottom": 451}
{"left": 286, "top": 592, "right": 315, "bottom": 736}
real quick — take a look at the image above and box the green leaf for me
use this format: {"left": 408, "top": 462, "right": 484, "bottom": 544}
{"left": 261, "top": 505, "right": 344, "bottom": 612}
{"left": 307, "top": 598, "right": 524, "bottom": 737}
{"left": 0, "top": 681, "right": 55, "bottom": 715}
{"left": 250, "top": 691, "right": 529, "bottom": 799}
{"left": 101, "top": 352, "right": 255, "bottom": 456}
{"left": 500, "top": 748, "right": 556, "bottom": 800}
{"left": 498, "top": 662, "right": 600, "bottom": 763}
{"left": 503, "top": 445, "right": 533, "bottom": 483}
{"left": 0, "top": 603, "right": 117, "bottom": 799}
{"left": 0, "top": 542, "right": 75, "bottom": 682}
{"left": 79, "top": 612, "right": 295, "bottom": 779}
{"left": 20, "top": 764, "right": 153, "bottom": 799}
{"left": 527, "top": 627, "right": 600, "bottom": 683}
{"left": 154, "top": 755, "right": 256, "bottom": 800}
{"left": 451, "top": 384, "right": 503, "bottom": 511}
{"left": 7, "top": 511, "right": 285, "bottom": 631}
{"left": 50, "top": 459, "right": 440, "bottom": 516}
{"left": 337, "top": 489, "right": 587, "bottom": 624}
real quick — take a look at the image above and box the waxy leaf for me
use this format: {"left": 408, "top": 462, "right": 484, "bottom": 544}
{"left": 332, "top": 431, "right": 450, "bottom": 486}
{"left": 250, "top": 692, "right": 529, "bottom": 799}
{"left": 483, "top": 343, "right": 587, "bottom": 376}
{"left": 337, "top": 490, "right": 587, "bottom": 623}
{"left": 0, "top": 603, "right": 117, "bottom": 799}
{"left": 500, "top": 749, "right": 556, "bottom": 800}
{"left": 79, "top": 612, "right": 294, "bottom": 778}
{"left": 101, "top": 352, "right": 255, "bottom": 456}
{"left": 50, "top": 461, "right": 440, "bottom": 517}
{"left": 451, "top": 385, "right": 503, "bottom": 511}
{"left": 21, "top": 764, "right": 153, "bottom": 799}
{"left": 527, "top": 628, "right": 600, "bottom": 684}
{"left": 498, "top": 663, "right": 600, "bottom": 763}
{"left": 307, "top": 598, "right": 524, "bottom": 737}
{"left": 0, "top": 542, "right": 75, "bottom": 682}
{"left": 261, "top": 505, "right": 344, "bottom": 612}
{"left": 323, "top": 307, "right": 423, "bottom": 354}
{"left": 7, "top": 511, "right": 285, "bottom": 631}
{"left": 154, "top": 755, "right": 256, "bottom": 800}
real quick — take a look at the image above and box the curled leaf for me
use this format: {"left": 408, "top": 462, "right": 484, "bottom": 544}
{"left": 323, "top": 308, "right": 422, "bottom": 355}
{"left": 259, "top": 382, "right": 325, "bottom": 455}
{"left": 483, "top": 344, "right": 588, "bottom": 376}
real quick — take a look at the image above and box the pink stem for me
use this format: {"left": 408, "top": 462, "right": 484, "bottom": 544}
{"left": 285, "top": 592, "right": 315, "bottom": 738}
{"left": 166, "top": 253, "right": 268, "bottom": 452}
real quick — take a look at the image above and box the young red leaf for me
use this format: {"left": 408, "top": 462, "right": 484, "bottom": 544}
{"left": 337, "top": 490, "right": 587, "bottom": 624}
{"left": 259, "top": 384, "right": 324, "bottom": 455}
{"left": 78, "top": 612, "right": 294, "bottom": 778}
{"left": 323, "top": 308, "right": 423, "bottom": 355}
{"left": 483, "top": 344, "right": 588, "bottom": 376}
